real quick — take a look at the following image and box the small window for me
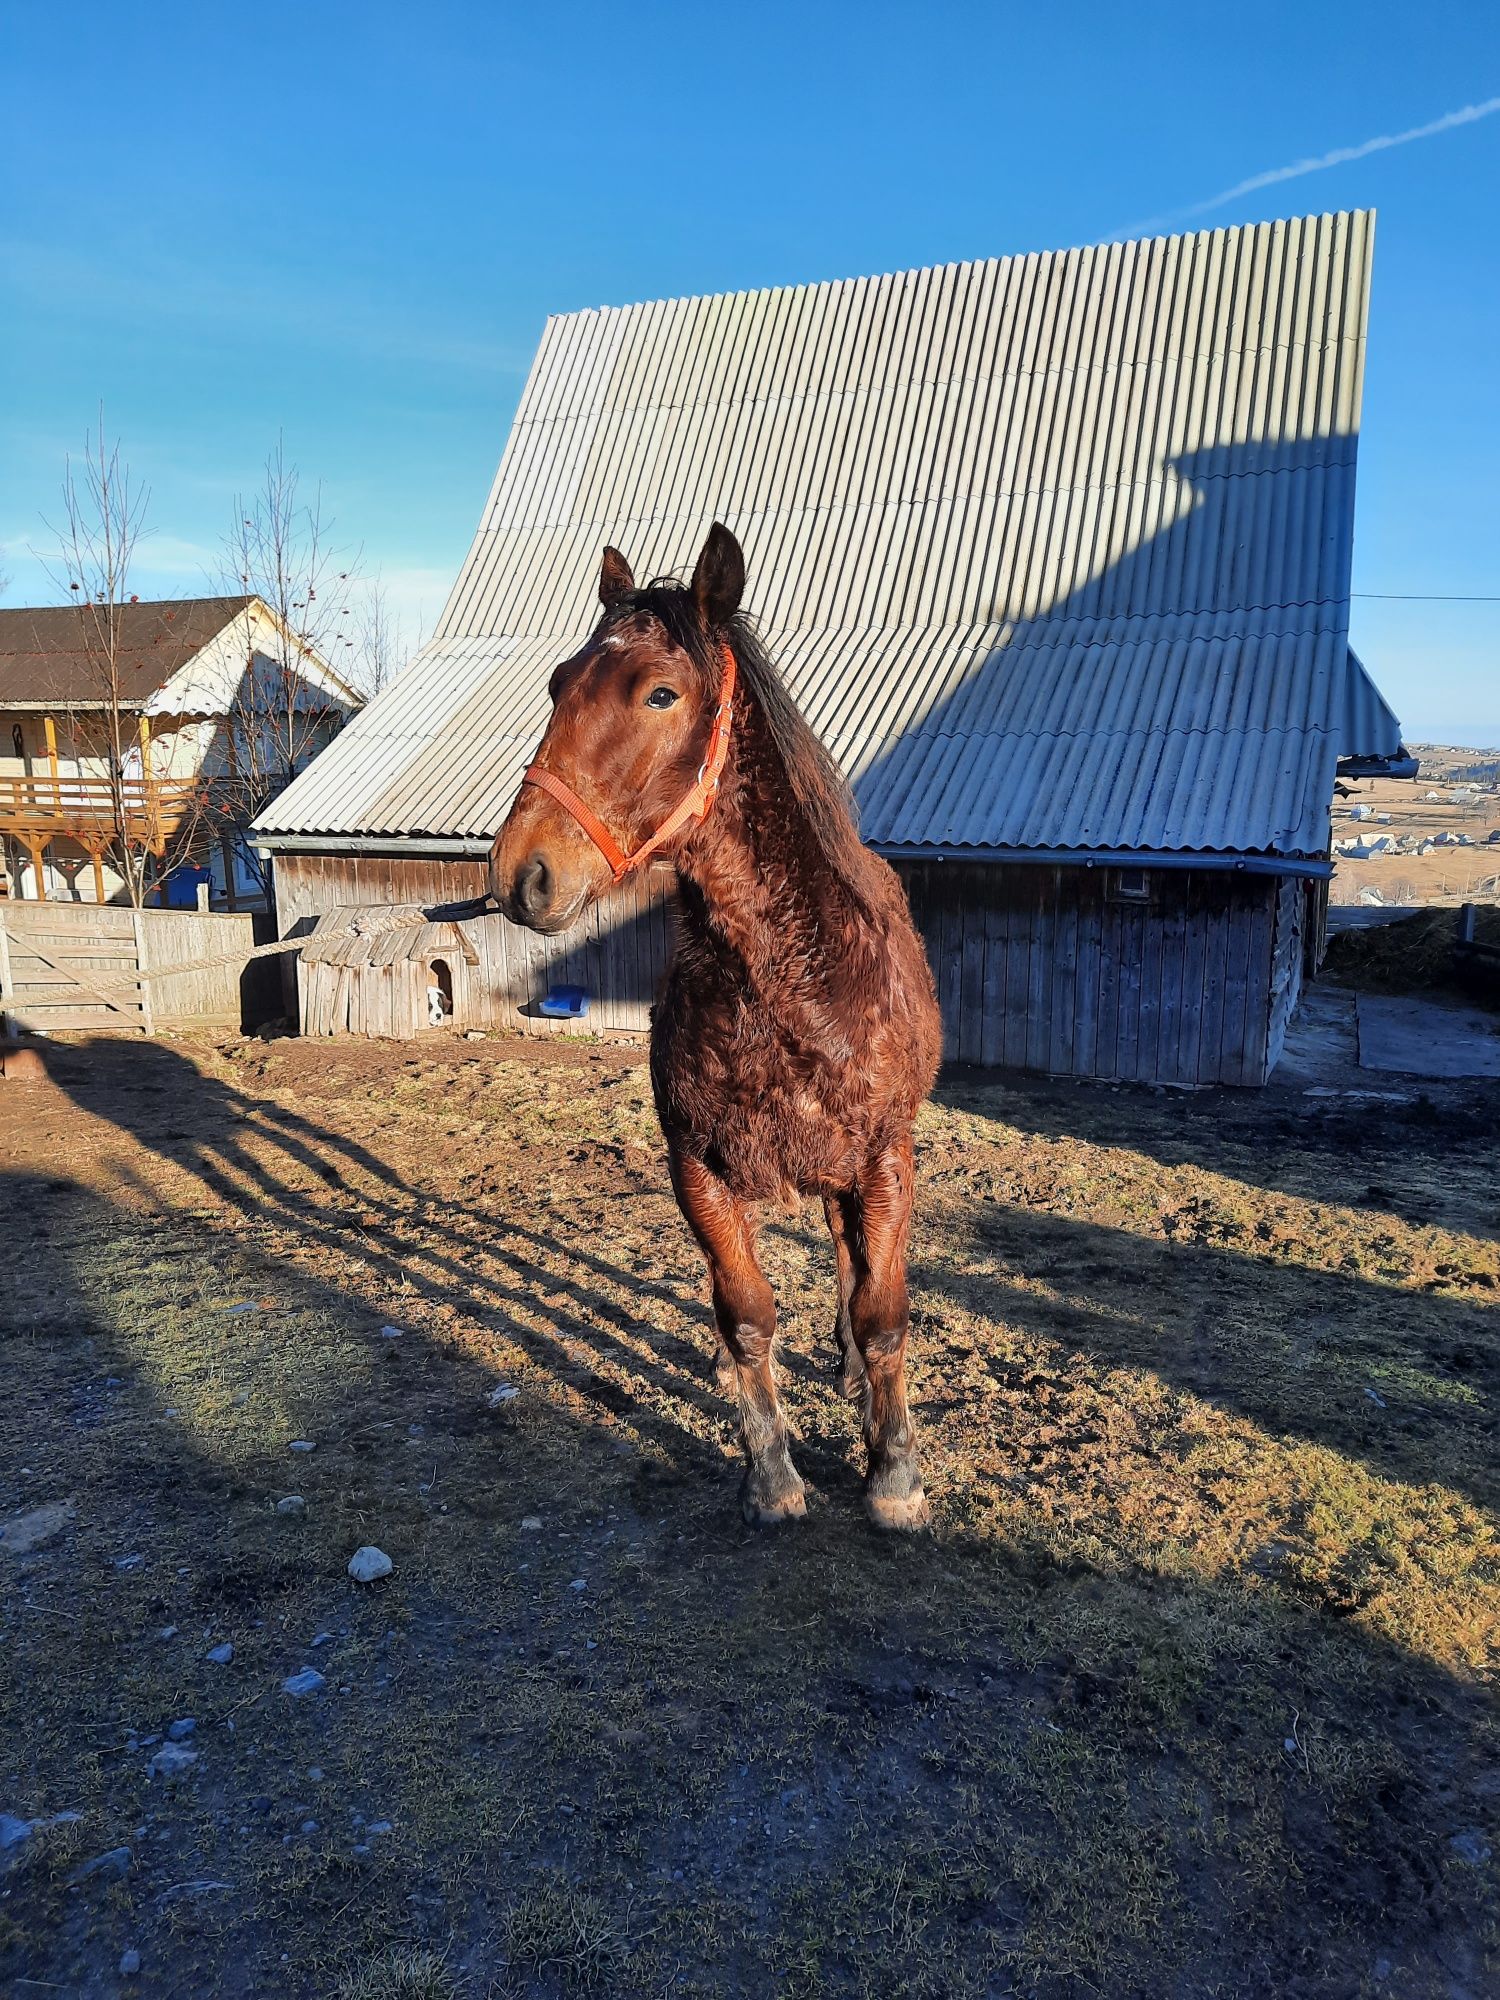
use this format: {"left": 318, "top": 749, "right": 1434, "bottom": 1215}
{"left": 11, "top": 724, "right": 23, "bottom": 761}
{"left": 1107, "top": 867, "right": 1153, "bottom": 904}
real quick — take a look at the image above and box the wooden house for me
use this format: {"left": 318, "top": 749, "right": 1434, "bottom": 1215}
{"left": 256, "top": 211, "right": 1412, "bottom": 1081}
{"left": 0, "top": 596, "right": 359, "bottom": 905}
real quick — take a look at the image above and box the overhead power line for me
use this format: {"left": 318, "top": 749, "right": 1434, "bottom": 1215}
{"left": 1352, "top": 591, "right": 1500, "bottom": 603}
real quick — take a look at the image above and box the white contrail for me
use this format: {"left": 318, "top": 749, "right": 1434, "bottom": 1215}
{"left": 1123, "top": 95, "right": 1500, "bottom": 235}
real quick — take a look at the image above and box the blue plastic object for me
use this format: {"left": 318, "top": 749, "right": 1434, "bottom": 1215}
{"left": 538, "top": 984, "right": 590, "bottom": 1019}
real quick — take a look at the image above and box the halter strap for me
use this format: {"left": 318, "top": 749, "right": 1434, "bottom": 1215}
{"left": 520, "top": 643, "right": 738, "bottom": 883}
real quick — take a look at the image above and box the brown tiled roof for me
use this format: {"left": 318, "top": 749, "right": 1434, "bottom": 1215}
{"left": 0, "top": 597, "right": 253, "bottom": 707}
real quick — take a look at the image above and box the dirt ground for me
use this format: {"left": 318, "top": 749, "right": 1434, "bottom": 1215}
{"left": 0, "top": 1026, "right": 1496, "bottom": 1999}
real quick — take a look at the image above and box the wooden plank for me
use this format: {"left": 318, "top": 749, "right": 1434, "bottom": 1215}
{"left": 1175, "top": 875, "right": 1209, "bottom": 1085}
{"left": 7, "top": 939, "right": 140, "bottom": 961}
{"left": 1113, "top": 902, "right": 1144, "bottom": 1081}
{"left": 591, "top": 896, "right": 616, "bottom": 1032}
{"left": 618, "top": 878, "right": 643, "bottom": 1031}
{"left": 0, "top": 912, "right": 17, "bottom": 1039}
{"left": 1135, "top": 890, "right": 1165, "bottom": 1083}
{"left": 4, "top": 905, "right": 136, "bottom": 934}
{"left": 1023, "top": 870, "right": 1054, "bottom": 1074}
{"left": 1217, "top": 896, "right": 1254, "bottom": 1086}
{"left": 1154, "top": 880, "right": 1189, "bottom": 1086}
{"left": 316, "top": 964, "right": 335, "bottom": 1038}
{"left": 978, "top": 890, "right": 1007, "bottom": 1068}
{"left": 936, "top": 870, "right": 964, "bottom": 1063}
{"left": 1072, "top": 876, "right": 1102, "bottom": 1079}
{"left": 958, "top": 870, "right": 986, "bottom": 1064}
{"left": 1195, "top": 878, "right": 1232, "bottom": 1086}
{"left": 1002, "top": 876, "right": 1031, "bottom": 1071}
{"left": 1092, "top": 893, "right": 1120, "bottom": 1081}
{"left": 1241, "top": 884, "right": 1277, "bottom": 1084}
{"left": 131, "top": 911, "right": 155, "bottom": 1036}
{"left": 1048, "top": 873, "right": 1080, "bottom": 1077}
{"left": 2, "top": 1005, "right": 143, "bottom": 1032}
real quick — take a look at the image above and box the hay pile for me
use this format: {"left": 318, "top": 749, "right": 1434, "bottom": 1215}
{"left": 1325, "top": 904, "right": 1500, "bottom": 1004}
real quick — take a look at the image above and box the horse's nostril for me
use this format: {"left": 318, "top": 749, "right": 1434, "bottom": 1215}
{"left": 515, "top": 854, "right": 551, "bottom": 919}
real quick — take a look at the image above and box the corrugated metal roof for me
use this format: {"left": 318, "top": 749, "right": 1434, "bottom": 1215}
{"left": 1340, "top": 648, "right": 1405, "bottom": 761}
{"left": 259, "top": 211, "right": 1395, "bottom": 857}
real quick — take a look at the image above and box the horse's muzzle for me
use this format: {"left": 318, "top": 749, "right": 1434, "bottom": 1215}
{"left": 489, "top": 839, "right": 584, "bottom": 935}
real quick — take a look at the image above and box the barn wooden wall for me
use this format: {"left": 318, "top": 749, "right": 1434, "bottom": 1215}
{"left": 272, "top": 851, "right": 677, "bottom": 1037}
{"left": 893, "top": 861, "right": 1283, "bottom": 1086}
{"left": 273, "top": 850, "right": 1292, "bottom": 1083}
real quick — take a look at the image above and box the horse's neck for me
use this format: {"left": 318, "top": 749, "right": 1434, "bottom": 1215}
{"left": 675, "top": 722, "right": 853, "bottom": 995}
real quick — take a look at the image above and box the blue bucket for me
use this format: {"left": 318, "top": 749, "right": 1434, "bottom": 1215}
{"left": 538, "top": 984, "right": 590, "bottom": 1019}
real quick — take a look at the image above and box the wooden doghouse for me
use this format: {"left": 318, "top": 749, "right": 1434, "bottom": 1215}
{"left": 296, "top": 905, "right": 480, "bottom": 1038}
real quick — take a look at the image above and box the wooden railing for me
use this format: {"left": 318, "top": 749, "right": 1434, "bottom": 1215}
{"left": 0, "top": 773, "right": 203, "bottom": 855}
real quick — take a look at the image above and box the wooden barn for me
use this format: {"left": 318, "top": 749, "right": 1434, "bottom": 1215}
{"left": 256, "top": 209, "right": 1411, "bottom": 1082}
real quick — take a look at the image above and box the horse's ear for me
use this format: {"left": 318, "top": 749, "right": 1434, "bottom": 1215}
{"left": 691, "top": 522, "right": 745, "bottom": 629}
{"left": 599, "top": 546, "right": 635, "bottom": 611}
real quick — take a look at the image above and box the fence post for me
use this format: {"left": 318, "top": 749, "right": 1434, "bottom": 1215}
{"left": 131, "top": 909, "right": 156, "bottom": 1036}
{"left": 0, "top": 909, "right": 15, "bottom": 1039}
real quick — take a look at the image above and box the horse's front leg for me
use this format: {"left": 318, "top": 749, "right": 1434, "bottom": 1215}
{"left": 841, "top": 1137, "right": 928, "bottom": 1531}
{"left": 670, "top": 1148, "right": 807, "bottom": 1526}
{"left": 823, "top": 1192, "right": 865, "bottom": 1402}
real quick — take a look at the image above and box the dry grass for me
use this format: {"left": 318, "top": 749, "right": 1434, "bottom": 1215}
{"left": 336, "top": 1947, "right": 463, "bottom": 2000}
{"left": 0, "top": 1027, "right": 1496, "bottom": 1998}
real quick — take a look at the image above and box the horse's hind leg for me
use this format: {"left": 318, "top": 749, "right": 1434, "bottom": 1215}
{"left": 823, "top": 1193, "right": 865, "bottom": 1402}
{"left": 671, "top": 1149, "right": 806, "bottom": 1526}
{"left": 845, "top": 1137, "right": 928, "bottom": 1531}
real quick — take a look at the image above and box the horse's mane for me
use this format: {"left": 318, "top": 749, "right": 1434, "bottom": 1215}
{"left": 608, "top": 580, "right": 875, "bottom": 906}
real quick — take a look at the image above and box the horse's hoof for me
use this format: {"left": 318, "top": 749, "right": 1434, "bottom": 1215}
{"left": 864, "top": 1455, "right": 930, "bottom": 1532}
{"left": 740, "top": 1471, "right": 808, "bottom": 1527}
{"left": 865, "top": 1485, "right": 930, "bottom": 1532}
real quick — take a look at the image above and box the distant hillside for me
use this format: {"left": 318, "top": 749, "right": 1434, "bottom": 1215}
{"left": 1407, "top": 744, "right": 1500, "bottom": 785}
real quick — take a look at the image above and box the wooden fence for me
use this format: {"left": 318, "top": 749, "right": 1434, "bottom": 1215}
{"left": 0, "top": 903, "right": 261, "bottom": 1036}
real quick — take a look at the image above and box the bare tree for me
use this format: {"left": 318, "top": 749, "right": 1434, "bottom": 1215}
{"left": 213, "top": 439, "right": 360, "bottom": 895}
{"left": 350, "top": 572, "right": 418, "bottom": 699}
{"left": 41, "top": 422, "right": 181, "bottom": 907}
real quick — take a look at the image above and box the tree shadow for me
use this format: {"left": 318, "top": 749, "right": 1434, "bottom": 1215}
{"left": 853, "top": 435, "right": 1357, "bottom": 863}
{"left": 933, "top": 1064, "right": 1500, "bottom": 1245}
{"left": 2, "top": 1103, "right": 1495, "bottom": 1999}
{"left": 24, "top": 1029, "right": 1498, "bottom": 1520}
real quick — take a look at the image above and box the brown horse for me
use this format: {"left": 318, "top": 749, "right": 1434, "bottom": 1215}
{"left": 490, "top": 525, "right": 941, "bottom": 1528}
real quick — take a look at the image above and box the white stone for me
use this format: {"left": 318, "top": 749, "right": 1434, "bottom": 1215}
{"left": 146, "top": 1743, "right": 198, "bottom": 1780}
{"left": 347, "top": 1546, "right": 393, "bottom": 1584}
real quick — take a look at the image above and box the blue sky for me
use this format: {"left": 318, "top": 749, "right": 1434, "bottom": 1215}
{"left": 2, "top": 0, "right": 1497, "bottom": 742}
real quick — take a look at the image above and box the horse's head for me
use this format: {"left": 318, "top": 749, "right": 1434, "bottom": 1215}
{"left": 489, "top": 524, "right": 745, "bottom": 933}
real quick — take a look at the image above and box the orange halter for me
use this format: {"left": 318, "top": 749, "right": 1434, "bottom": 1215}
{"left": 520, "top": 643, "right": 738, "bottom": 883}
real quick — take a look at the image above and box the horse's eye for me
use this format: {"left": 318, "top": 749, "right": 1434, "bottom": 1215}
{"left": 645, "top": 686, "right": 680, "bottom": 710}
